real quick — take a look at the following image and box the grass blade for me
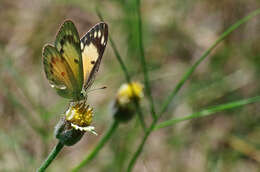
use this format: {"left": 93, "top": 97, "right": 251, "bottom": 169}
{"left": 37, "top": 141, "right": 64, "bottom": 172}
{"left": 96, "top": 8, "right": 147, "bottom": 131}
{"left": 159, "top": 8, "right": 260, "bottom": 118}
{"left": 155, "top": 96, "right": 260, "bottom": 130}
{"left": 127, "top": 8, "right": 260, "bottom": 172}
{"left": 71, "top": 120, "right": 119, "bottom": 172}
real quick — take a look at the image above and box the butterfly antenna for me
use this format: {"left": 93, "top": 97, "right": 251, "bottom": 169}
{"left": 87, "top": 86, "right": 107, "bottom": 94}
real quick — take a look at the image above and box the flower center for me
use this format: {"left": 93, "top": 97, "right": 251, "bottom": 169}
{"left": 117, "top": 82, "right": 144, "bottom": 105}
{"left": 65, "top": 101, "right": 93, "bottom": 127}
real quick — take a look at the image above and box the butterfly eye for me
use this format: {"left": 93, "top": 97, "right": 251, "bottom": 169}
{"left": 74, "top": 59, "right": 79, "bottom": 64}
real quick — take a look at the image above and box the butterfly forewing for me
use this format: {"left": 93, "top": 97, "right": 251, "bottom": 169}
{"left": 43, "top": 20, "right": 84, "bottom": 100}
{"left": 80, "top": 22, "right": 108, "bottom": 91}
{"left": 55, "top": 20, "right": 84, "bottom": 96}
{"left": 43, "top": 45, "right": 77, "bottom": 98}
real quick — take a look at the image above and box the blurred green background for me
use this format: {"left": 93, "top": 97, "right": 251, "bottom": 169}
{"left": 0, "top": 0, "right": 260, "bottom": 171}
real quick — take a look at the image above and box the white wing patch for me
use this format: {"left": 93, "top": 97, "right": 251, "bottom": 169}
{"left": 101, "top": 36, "right": 105, "bottom": 45}
{"left": 98, "top": 30, "right": 101, "bottom": 38}
{"left": 80, "top": 42, "right": 84, "bottom": 50}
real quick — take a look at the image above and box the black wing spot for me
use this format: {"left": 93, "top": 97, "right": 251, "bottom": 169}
{"left": 74, "top": 59, "right": 79, "bottom": 64}
{"left": 60, "top": 48, "right": 64, "bottom": 54}
{"left": 60, "top": 39, "right": 65, "bottom": 46}
{"left": 100, "top": 23, "right": 104, "bottom": 29}
{"left": 63, "top": 35, "right": 75, "bottom": 43}
{"left": 91, "top": 60, "right": 95, "bottom": 64}
{"left": 91, "top": 30, "right": 95, "bottom": 38}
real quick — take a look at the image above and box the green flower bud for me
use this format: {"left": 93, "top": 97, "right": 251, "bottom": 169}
{"left": 54, "top": 117, "right": 84, "bottom": 146}
{"left": 54, "top": 101, "right": 97, "bottom": 146}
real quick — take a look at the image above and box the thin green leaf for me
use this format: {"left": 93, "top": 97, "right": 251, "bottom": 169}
{"left": 37, "top": 142, "right": 64, "bottom": 172}
{"left": 159, "top": 8, "right": 260, "bottom": 118}
{"left": 155, "top": 96, "right": 260, "bottom": 130}
{"left": 96, "top": 8, "right": 147, "bottom": 131}
{"left": 71, "top": 120, "right": 119, "bottom": 172}
{"left": 127, "top": 8, "right": 260, "bottom": 172}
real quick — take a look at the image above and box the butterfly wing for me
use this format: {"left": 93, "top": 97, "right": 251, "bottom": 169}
{"left": 43, "top": 45, "right": 78, "bottom": 98}
{"left": 80, "top": 22, "right": 108, "bottom": 91}
{"left": 43, "top": 20, "right": 84, "bottom": 100}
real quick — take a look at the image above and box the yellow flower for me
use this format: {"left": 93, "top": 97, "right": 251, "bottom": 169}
{"left": 112, "top": 82, "right": 144, "bottom": 122}
{"left": 55, "top": 100, "right": 97, "bottom": 146}
{"left": 65, "top": 101, "right": 97, "bottom": 135}
{"left": 117, "top": 82, "right": 144, "bottom": 105}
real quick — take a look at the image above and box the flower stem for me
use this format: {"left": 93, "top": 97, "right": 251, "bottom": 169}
{"left": 71, "top": 120, "right": 119, "bottom": 172}
{"left": 136, "top": 0, "right": 157, "bottom": 119}
{"left": 127, "top": 121, "right": 155, "bottom": 172}
{"left": 127, "top": 8, "right": 260, "bottom": 172}
{"left": 159, "top": 8, "right": 260, "bottom": 118}
{"left": 155, "top": 96, "right": 260, "bottom": 130}
{"left": 96, "top": 8, "right": 147, "bottom": 131}
{"left": 37, "top": 141, "right": 64, "bottom": 172}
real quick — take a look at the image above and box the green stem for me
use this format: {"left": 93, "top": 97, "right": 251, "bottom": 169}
{"left": 159, "top": 8, "right": 260, "bottom": 118}
{"left": 96, "top": 8, "right": 131, "bottom": 83}
{"left": 110, "top": 35, "right": 147, "bottom": 130}
{"left": 155, "top": 96, "right": 260, "bottom": 130}
{"left": 71, "top": 120, "right": 119, "bottom": 172}
{"left": 136, "top": 0, "right": 157, "bottom": 119}
{"left": 37, "top": 141, "right": 64, "bottom": 172}
{"left": 127, "top": 121, "right": 155, "bottom": 172}
{"left": 127, "top": 8, "right": 260, "bottom": 172}
{"left": 96, "top": 8, "right": 147, "bottom": 131}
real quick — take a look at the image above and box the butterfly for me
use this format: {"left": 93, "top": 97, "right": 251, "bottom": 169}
{"left": 42, "top": 20, "right": 108, "bottom": 101}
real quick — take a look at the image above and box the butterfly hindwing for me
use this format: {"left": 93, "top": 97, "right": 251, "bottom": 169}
{"left": 55, "top": 20, "right": 84, "bottom": 98}
{"left": 42, "top": 45, "right": 77, "bottom": 98}
{"left": 80, "top": 22, "right": 108, "bottom": 91}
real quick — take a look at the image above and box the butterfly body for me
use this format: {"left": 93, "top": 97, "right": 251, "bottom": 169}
{"left": 43, "top": 20, "right": 108, "bottom": 101}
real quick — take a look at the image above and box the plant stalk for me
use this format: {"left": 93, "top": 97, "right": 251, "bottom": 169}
{"left": 71, "top": 120, "right": 119, "bottom": 172}
{"left": 127, "top": 8, "right": 260, "bottom": 172}
{"left": 37, "top": 141, "right": 64, "bottom": 172}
